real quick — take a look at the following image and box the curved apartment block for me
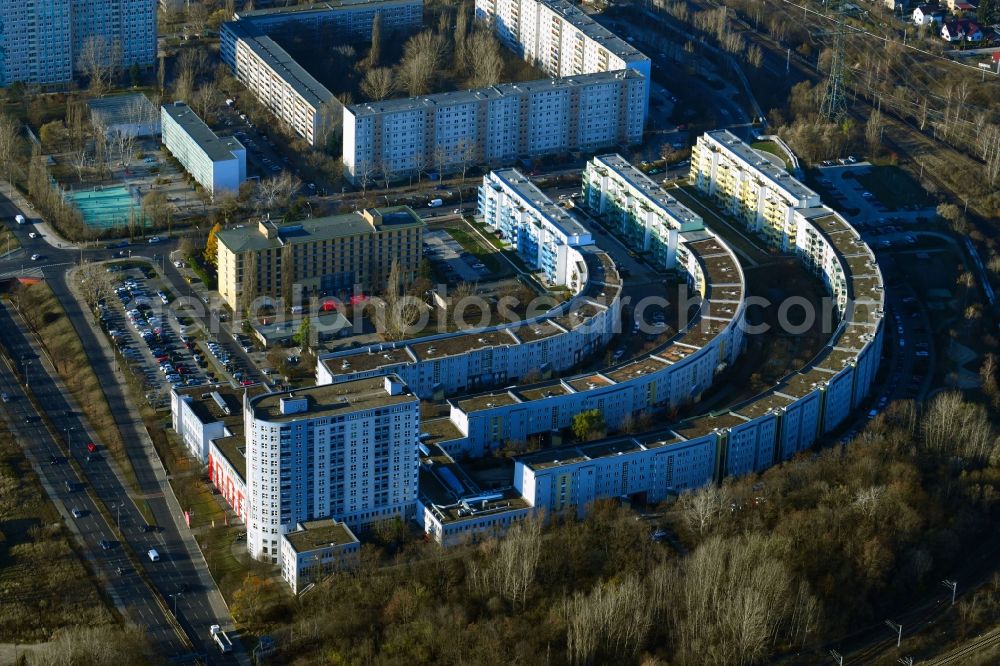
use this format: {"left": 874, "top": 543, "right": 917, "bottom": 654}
{"left": 171, "top": 139, "right": 884, "bottom": 570}
{"left": 415, "top": 144, "right": 883, "bottom": 544}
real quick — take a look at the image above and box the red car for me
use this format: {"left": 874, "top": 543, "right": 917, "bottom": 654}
{"left": 86, "top": 442, "right": 97, "bottom": 453}
{"left": 240, "top": 379, "right": 253, "bottom": 386}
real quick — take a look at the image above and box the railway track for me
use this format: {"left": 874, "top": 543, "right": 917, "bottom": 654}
{"left": 925, "top": 627, "right": 1000, "bottom": 665}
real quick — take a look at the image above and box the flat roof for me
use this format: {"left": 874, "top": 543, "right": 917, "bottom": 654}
{"left": 420, "top": 418, "right": 465, "bottom": 446}
{"left": 517, "top": 383, "right": 572, "bottom": 401}
{"left": 216, "top": 207, "right": 422, "bottom": 253}
{"left": 175, "top": 383, "right": 269, "bottom": 426}
{"left": 284, "top": 518, "right": 358, "bottom": 553}
{"left": 551, "top": 301, "right": 603, "bottom": 331}
{"left": 347, "top": 69, "right": 645, "bottom": 117}
{"left": 699, "top": 252, "right": 742, "bottom": 287}
{"left": 605, "top": 356, "right": 669, "bottom": 383}
{"left": 410, "top": 329, "right": 516, "bottom": 361}
{"left": 836, "top": 321, "right": 879, "bottom": 351}
{"left": 587, "top": 251, "right": 621, "bottom": 286}
{"left": 162, "top": 102, "right": 244, "bottom": 162}
{"left": 710, "top": 285, "right": 744, "bottom": 302}
{"left": 658, "top": 343, "right": 696, "bottom": 363}
{"left": 251, "top": 376, "right": 415, "bottom": 421}
{"left": 732, "top": 392, "right": 794, "bottom": 420}
{"left": 592, "top": 154, "right": 703, "bottom": 230}
{"left": 680, "top": 317, "right": 730, "bottom": 349}
{"left": 456, "top": 391, "right": 519, "bottom": 413}
{"left": 212, "top": 433, "right": 247, "bottom": 481}
{"left": 88, "top": 93, "right": 157, "bottom": 126}
{"left": 324, "top": 346, "right": 412, "bottom": 375}
{"left": 673, "top": 412, "right": 748, "bottom": 440}
{"left": 512, "top": 319, "right": 563, "bottom": 343}
{"left": 565, "top": 373, "right": 613, "bottom": 392}
{"left": 489, "top": 169, "right": 590, "bottom": 239}
{"left": 705, "top": 129, "right": 818, "bottom": 202}
{"left": 820, "top": 347, "right": 861, "bottom": 372}
{"left": 775, "top": 367, "right": 833, "bottom": 399}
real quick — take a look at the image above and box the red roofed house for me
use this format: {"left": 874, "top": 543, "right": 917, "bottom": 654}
{"left": 941, "top": 18, "right": 983, "bottom": 41}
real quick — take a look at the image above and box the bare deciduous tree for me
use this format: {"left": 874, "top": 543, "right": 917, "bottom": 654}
{"left": 79, "top": 36, "right": 122, "bottom": 94}
{"left": 0, "top": 112, "right": 23, "bottom": 183}
{"left": 468, "top": 30, "right": 504, "bottom": 88}
{"left": 400, "top": 31, "right": 447, "bottom": 96}
{"left": 468, "top": 514, "right": 543, "bottom": 608}
{"left": 360, "top": 67, "right": 395, "bottom": 102}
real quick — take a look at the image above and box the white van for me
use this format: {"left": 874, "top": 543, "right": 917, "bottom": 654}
{"left": 147, "top": 548, "right": 160, "bottom": 562}
{"left": 15, "top": 214, "right": 26, "bottom": 225}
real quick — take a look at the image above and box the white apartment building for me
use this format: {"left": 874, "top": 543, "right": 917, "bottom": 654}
{"left": 479, "top": 168, "right": 592, "bottom": 286}
{"left": 221, "top": 0, "right": 422, "bottom": 146}
{"left": 161, "top": 102, "right": 246, "bottom": 196}
{"left": 475, "top": 0, "right": 651, "bottom": 103}
{"left": 583, "top": 154, "right": 705, "bottom": 270}
{"left": 343, "top": 70, "right": 646, "bottom": 182}
{"left": 245, "top": 377, "right": 420, "bottom": 564}
{"left": 279, "top": 519, "right": 360, "bottom": 593}
{"left": 691, "top": 129, "right": 821, "bottom": 250}
{"left": 221, "top": 24, "right": 337, "bottom": 146}
{"left": 1, "top": 0, "right": 155, "bottom": 87}
{"left": 515, "top": 432, "right": 718, "bottom": 516}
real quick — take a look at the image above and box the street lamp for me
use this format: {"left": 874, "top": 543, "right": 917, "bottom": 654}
{"left": 169, "top": 592, "right": 183, "bottom": 617}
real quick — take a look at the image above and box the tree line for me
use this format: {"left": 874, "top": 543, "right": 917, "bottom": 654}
{"left": 227, "top": 389, "right": 997, "bottom": 665}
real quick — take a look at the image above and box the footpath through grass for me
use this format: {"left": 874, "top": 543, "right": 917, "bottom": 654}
{"left": 0, "top": 417, "right": 116, "bottom": 642}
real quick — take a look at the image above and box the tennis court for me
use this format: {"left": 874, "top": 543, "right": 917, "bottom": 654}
{"left": 66, "top": 186, "right": 140, "bottom": 229}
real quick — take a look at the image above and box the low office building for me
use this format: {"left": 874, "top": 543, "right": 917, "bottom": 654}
{"left": 478, "top": 168, "right": 592, "bottom": 286}
{"left": 245, "top": 376, "right": 420, "bottom": 564}
{"left": 279, "top": 519, "right": 361, "bottom": 593}
{"left": 417, "top": 468, "right": 532, "bottom": 546}
{"left": 475, "top": 0, "right": 651, "bottom": 103}
{"left": 215, "top": 207, "right": 424, "bottom": 312}
{"left": 161, "top": 102, "right": 246, "bottom": 196}
{"left": 87, "top": 93, "right": 160, "bottom": 138}
{"left": 221, "top": 0, "right": 423, "bottom": 145}
{"left": 343, "top": 70, "right": 647, "bottom": 183}
{"left": 208, "top": 433, "right": 249, "bottom": 524}
{"left": 691, "top": 129, "right": 820, "bottom": 250}
{"left": 171, "top": 384, "right": 268, "bottom": 463}
{"left": 582, "top": 154, "right": 705, "bottom": 270}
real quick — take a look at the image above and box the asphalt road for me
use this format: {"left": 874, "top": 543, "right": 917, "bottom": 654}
{"left": 0, "top": 348, "right": 185, "bottom": 654}
{"left": 0, "top": 193, "right": 244, "bottom": 662}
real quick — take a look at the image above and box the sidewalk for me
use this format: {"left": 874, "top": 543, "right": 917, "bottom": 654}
{"left": 0, "top": 180, "right": 79, "bottom": 251}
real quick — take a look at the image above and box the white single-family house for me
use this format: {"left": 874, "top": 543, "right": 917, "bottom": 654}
{"left": 913, "top": 4, "right": 946, "bottom": 24}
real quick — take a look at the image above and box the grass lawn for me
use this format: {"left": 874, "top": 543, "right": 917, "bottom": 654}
{"left": 751, "top": 141, "right": 792, "bottom": 170}
{"left": 854, "top": 165, "right": 935, "bottom": 210}
{"left": 0, "top": 418, "right": 116, "bottom": 642}
{"left": 197, "top": 524, "right": 250, "bottom": 602}
{"left": 443, "top": 225, "right": 505, "bottom": 275}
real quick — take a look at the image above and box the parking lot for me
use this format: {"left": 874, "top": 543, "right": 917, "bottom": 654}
{"left": 99, "top": 265, "right": 214, "bottom": 405}
{"left": 424, "top": 229, "right": 493, "bottom": 282}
